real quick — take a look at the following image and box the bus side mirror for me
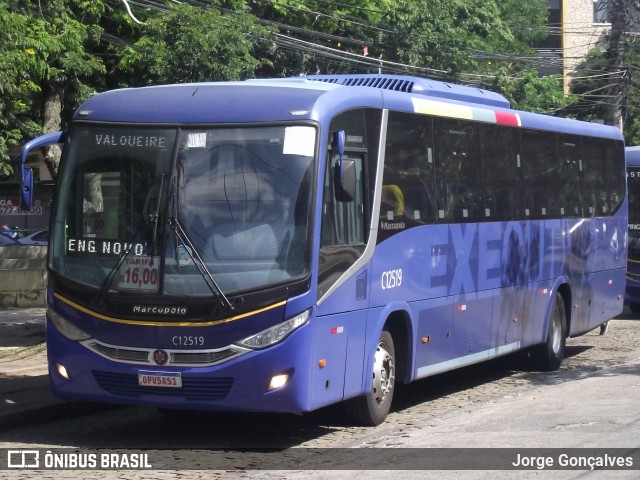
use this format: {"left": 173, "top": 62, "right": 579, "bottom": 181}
{"left": 21, "top": 168, "right": 33, "bottom": 211}
{"left": 19, "top": 131, "right": 65, "bottom": 209}
{"left": 332, "top": 130, "right": 356, "bottom": 202}
{"left": 334, "top": 159, "right": 356, "bottom": 202}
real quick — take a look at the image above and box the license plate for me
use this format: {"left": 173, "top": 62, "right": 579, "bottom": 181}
{"left": 138, "top": 371, "right": 182, "bottom": 388}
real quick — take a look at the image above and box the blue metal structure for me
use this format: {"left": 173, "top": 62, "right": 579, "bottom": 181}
{"left": 20, "top": 74, "right": 627, "bottom": 425}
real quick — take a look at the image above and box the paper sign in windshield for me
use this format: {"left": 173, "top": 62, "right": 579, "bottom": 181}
{"left": 117, "top": 256, "right": 160, "bottom": 291}
{"left": 283, "top": 126, "right": 315, "bottom": 157}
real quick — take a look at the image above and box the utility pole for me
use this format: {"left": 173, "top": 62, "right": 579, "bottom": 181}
{"left": 605, "top": 0, "right": 627, "bottom": 131}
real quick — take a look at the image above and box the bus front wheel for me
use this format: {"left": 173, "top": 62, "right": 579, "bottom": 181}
{"left": 531, "top": 293, "right": 567, "bottom": 371}
{"left": 345, "top": 329, "right": 396, "bottom": 426}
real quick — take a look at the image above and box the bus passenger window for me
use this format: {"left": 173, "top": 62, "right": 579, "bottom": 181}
{"left": 479, "top": 124, "right": 520, "bottom": 221}
{"left": 434, "top": 119, "right": 482, "bottom": 223}
{"left": 379, "top": 110, "right": 435, "bottom": 243}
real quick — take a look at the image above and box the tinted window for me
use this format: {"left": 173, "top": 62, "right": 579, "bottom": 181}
{"left": 379, "top": 111, "right": 435, "bottom": 242}
{"left": 479, "top": 124, "right": 520, "bottom": 221}
{"left": 583, "top": 137, "right": 625, "bottom": 216}
{"left": 378, "top": 111, "right": 623, "bottom": 237}
{"left": 434, "top": 118, "right": 482, "bottom": 223}
{"left": 521, "top": 130, "right": 558, "bottom": 219}
{"left": 558, "top": 134, "right": 584, "bottom": 217}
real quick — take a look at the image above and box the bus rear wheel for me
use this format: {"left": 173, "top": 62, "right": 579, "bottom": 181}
{"left": 531, "top": 293, "right": 566, "bottom": 371}
{"left": 345, "top": 329, "right": 396, "bottom": 426}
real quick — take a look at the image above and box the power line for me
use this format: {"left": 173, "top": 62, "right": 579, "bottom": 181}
{"left": 101, "top": 0, "right": 639, "bottom": 101}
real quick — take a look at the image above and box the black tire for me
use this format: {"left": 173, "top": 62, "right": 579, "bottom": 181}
{"left": 345, "top": 329, "right": 396, "bottom": 426}
{"left": 531, "top": 293, "right": 567, "bottom": 371}
{"left": 628, "top": 303, "right": 640, "bottom": 315}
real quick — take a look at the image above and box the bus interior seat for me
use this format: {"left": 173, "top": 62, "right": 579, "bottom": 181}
{"left": 210, "top": 223, "right": 279, "bottom": 263}
{"left": 381, "top": 184, "right": 404, "bottom": 220}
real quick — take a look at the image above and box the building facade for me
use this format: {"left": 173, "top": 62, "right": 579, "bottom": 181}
{"left": 563, "top": 0, "right": 612, "bottom": 88}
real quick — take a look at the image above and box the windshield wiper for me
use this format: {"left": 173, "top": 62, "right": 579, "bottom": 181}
{"left": 93, "top": 231, "right": 143, "bottom": 306}
{"left": 148, "top": 173, "right": 165, "bottom": 260}
{"left": 168, "top": 177, "right": 234, "bottom": 311}
{"left": 93, "top": 175, "right": 166, "bottom": 306}
{"left": 168, "top": 218, "right": 234, "bottom": 311}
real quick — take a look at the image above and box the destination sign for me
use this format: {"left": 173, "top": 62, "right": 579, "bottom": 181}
{"left": 67, "top": 238, "right": 146, "bottom": 256}
{"left": 94, "top": 134, "right": 168, "bottom": 149}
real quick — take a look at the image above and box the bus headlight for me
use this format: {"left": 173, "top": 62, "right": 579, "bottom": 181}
{"left": 238, "top": 309, "right": 310, "bottom": 349}
{"left": 47, "top": 307, "right": 92, "bottom": 341}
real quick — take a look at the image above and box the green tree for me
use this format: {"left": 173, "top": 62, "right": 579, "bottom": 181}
{"left": 492, "top": 69, "right": 571, "bottom": 113}
{"left": 0, "top": 3, "right": 44, "bottom": 174}
{"left": 562, "top": 49, "right": 611, "bottom": 122}
{"left": 117, "top": 1, "right": 275, "bottom": 85}
{"left": 251, "top": 0, "right": 549, "bottom": 80}
{"left": 0, "top": 1, "right": 106, "bottom": 178}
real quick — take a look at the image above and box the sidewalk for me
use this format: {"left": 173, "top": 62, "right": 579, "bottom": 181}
{"left": 0, "top": 307, "right": 90, "bottom": 430}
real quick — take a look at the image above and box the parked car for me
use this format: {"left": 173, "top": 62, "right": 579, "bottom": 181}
{"left": 18, "top": 230, "right": 49, "bottom": 246}
{"left": 0, "top": 234, "right": 20, "bottom": 246}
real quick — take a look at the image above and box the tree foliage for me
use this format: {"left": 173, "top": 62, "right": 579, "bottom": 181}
{"left": 0, "top": 0, "right": 105, "bottom": 175}
{"left": 116, "top": 2, "right": 275, "bottom": 86}
{"left": 251, "top": 0, "right": 549, "bottom": 78}
{"left": 0, "top": 0, "right": 578, "bottom": 177}
{"left": 0, "top": 3, "right": 47, "bottom": 172}
{"left": 492, "top": 70, "right": 571, "bottom": 113}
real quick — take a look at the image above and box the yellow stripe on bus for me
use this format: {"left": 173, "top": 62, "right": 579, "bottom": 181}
{"left": 53, "top": 292, "right": 286, "bottom": 327}
{"left": 411, "top": 97, "right": 474, "bottom": 120}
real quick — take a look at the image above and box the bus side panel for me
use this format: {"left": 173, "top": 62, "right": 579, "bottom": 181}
{"left": 593, "top": 217, "right": 627, "bottom": 272}
{"left": 574, "top": 268, "right": 625, "bottom": 336}
{"left": 451, "top": 290, "right": 494, "bottom": 357}
{"left": 522, "top": 279, "right": 555, "bottom": 346}
{"left": 308, "top": 309, "right": 367, "bottom": 411}
{"left": 491, "top": 286, "right": 525, "bottom": 348}
{"left": 575, "top": 215, "right": 626, "bottom": 334}
{"left": 413, "top": 297, "right": 454, "bottom": 380}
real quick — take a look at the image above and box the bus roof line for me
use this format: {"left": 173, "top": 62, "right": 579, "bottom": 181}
{"left": 298, "top": 74, "right": 511, "bottom": 110}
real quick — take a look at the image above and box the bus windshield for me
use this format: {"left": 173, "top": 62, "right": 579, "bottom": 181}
{"left": 51, "top": 124, "right": 316, "bottom": 297}
{"left": 628, "top": 165, "right": 640, "bottom": 259}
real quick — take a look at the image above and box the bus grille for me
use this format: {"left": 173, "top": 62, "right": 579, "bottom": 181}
{"left": 83, "top": 340, "right": 248, "bottom": 367}
{"left": 90, "top": 343, "right": 150, "bottom": 363}
{"left": 311, "top": 75, "right": 415, "bottom": 92}
{"left": 171, "top": 350, "right": 239, "bottom": 364}
{"left": 93, "top": 371, "right": 234, "bottom": 400}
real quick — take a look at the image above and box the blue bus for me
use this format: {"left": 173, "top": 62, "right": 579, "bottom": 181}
{"left": 19, "top": 74, "right": 626, "bottom": 425}
{"left": 626, "top": 146, "right": 640, "bottom": 312}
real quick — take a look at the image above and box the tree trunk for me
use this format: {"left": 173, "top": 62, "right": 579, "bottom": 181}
{"left": 42, "top": 83, "right": 64, "bottom": 180}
